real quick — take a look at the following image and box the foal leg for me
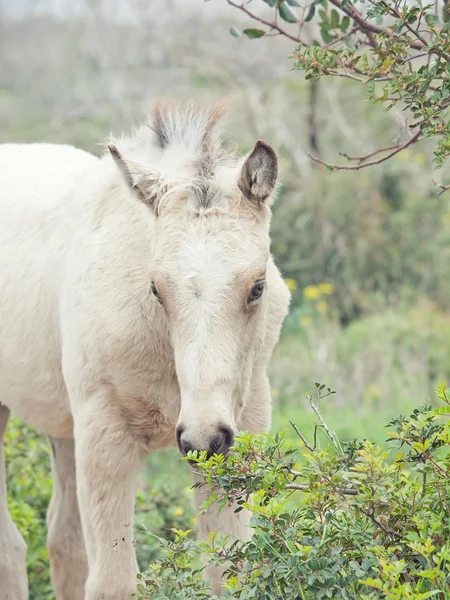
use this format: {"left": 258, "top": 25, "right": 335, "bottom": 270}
{"left": 194, "top": 371, "right": 272, "bottom": 596}
{"left": 192, "top": 470, "right": 252, "bottom": 596}
{"left": 73, "top": 399, "right": 141, "bottom": 600}
{"left": 47, "top": 436, "right": 88, "bottom": 600}
{"left": 0, "top": 404, "right": 28, "bottom": 600}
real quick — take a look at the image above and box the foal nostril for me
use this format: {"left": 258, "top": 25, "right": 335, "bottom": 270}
{"left": 176, "top": 425, "right": 234, "bottom": 457}
{"left": 176, "top": 426, "right": 194, "bottom": 456}
{"left": 208, "top": 426, "right": 234, "bottom": 457}
{"left": 176, "top": 425, "right": 184, "bottom": 453}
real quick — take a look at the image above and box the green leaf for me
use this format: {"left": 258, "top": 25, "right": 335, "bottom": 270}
{"left": 279, "top": 2, "right": 299, "bottom": 22}
{"left": 262, "top": 0, "right": 277, "bottom": 6}
{"left": 243, "top": 28, "right": 266, "bottom": 39}
{"left": 229, "top": 26, "right": 241, "bottom": 37}
{"left": 330, "top": 8, "right": 340, "bottom": 27}
{"left": 286, "top": 0, "right": 301, "bottom": 5}
{"left": 341, "top": 15, "right": 350, "bottom": 31}
{"left": 305, "top": 4, "right": 317, "bottom": 21}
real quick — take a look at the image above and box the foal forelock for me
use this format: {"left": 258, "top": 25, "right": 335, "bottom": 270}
{"left": 110, "top": 99, "right": 243, "bottom": 214}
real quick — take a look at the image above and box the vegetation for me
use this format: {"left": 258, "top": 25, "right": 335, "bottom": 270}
{"left": 7, "top": 381, "right": 450, "bottom": 599}
{"left": 135, "top": 383, "right": 450, "bottom": 599}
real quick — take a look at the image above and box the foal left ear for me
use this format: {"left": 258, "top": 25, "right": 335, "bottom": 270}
{"left": 238, "top": 140, "right": 278, "bottom": 205}
{"left": 108, "top": 144, "right": 166, "bottom": 213}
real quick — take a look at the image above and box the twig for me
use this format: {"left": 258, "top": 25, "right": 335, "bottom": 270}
{"left": 359, "top": 507, "right": 402, "bottom": 539}
{"left": 289, "top": 469, "right": 303, "bottom": 478}
{"left": 225, "top": 0, "right": 308, "bottom": 46}
{"left": 432, "top": 180, "right": 450, "bottom": 195}
{"left": 286, "top": 483, "right": 358, "bottom": 495}
{"left": 307, "top": 395, "right": 337, "bottom": 445}
{"left": 338, "top": 141, "right": 404, "bottom": 163}
{"left": 289, "top": 420, "right": 314, "bottom": 452}
{"left": 421, "top": 471, "right": 427, "bottom": 498}
{"left": 322, "top": 26, "right": 360, "bottom": 49}
{"left": 308, "top": 130, "right": 421, "bottom": 171}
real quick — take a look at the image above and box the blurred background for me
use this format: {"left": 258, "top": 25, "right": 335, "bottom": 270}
{"left": 1, "top": 0, "right": 450, "bottom": 597}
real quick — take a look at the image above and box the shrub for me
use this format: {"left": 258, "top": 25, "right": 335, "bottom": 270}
{"left": 135, "top": 383, "right": 450, "bottom": 599}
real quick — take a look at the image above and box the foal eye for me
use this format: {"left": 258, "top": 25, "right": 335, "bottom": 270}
{"left": 248, "top": 280, "right": 265, "bottom": 304}
{"left": 151, "top": 282, "right": 162, "bottom": 304}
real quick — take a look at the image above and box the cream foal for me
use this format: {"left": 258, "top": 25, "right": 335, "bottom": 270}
{"left": 0, "top": 100, "right": 290, "bottom": 600}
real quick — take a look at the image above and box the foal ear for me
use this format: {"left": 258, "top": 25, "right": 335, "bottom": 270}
{"left": 238, "top": 140, "right": 278, "bottom": 205}
{"left": 108, "top": 144, "right": 166, "bottom": 212}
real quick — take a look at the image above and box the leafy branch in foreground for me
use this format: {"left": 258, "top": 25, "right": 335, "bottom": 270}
{"left": 136, "top": 382, "right": 450, "bottom": 599}
{"left": 225, "top": 0, "right": 450, "bottom": 175}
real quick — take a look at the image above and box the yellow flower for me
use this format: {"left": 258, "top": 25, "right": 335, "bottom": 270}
{"left": 316, "top": 300, "right": 328, "bottom": 313}
{"left": 395, "top": 149, "right": 411, "bottom": 162}
{"left": 371, "top": 386, "right": 383, "bottom": 398}
{"left": 284, "top": 278, "right": 298, "bottom": 292}
{"left": 300, "top": 315, "right": 312, "bottom": 328}
{"left": 303, "top": 285, "right": 320, "bottom": 300}
{"left": 174, "top": 508, "right": 184, "bottom": 517}
{"left": 318, "top": 282, "right": 334, "bottom": 295}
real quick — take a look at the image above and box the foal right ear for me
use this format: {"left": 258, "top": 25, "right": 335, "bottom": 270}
{"left": 108, "top": 144, "right": 166, "bottom": 213}
{"left": 238, "top": 140, "right": 278, "bottom": 206}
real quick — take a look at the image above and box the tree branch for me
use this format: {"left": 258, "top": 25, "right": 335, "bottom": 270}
{"left": 308, "top": 130, "right": 421, "bottom": 171}
{"left": 328, "top": 0, "right": 425, "bottom": 50}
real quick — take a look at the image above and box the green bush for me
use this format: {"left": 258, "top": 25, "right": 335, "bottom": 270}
{"left": 135, "top": 383, "right": 450, "bottom": 600}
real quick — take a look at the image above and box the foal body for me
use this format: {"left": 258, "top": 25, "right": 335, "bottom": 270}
{"left": 0, "top": 103, "right": 289, "bottom": 599}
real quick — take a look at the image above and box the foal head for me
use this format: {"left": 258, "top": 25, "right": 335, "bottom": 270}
{"left": 109, "top": 100, "right": 279, "bottom": 457}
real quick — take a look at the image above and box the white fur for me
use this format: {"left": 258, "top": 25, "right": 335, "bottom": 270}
{"left": 0, "top": 104, "right": 290, "bottom": 599}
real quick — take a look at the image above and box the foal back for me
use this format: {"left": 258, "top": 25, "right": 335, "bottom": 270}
{"left": 0, "top": 143, "right": 98, "bottom": 437}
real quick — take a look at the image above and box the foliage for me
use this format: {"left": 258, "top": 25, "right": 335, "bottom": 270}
{"left": 271, "top": 303, "right": 450, "bottom": 418}
{"left": 135, "top": 383, "right": 450, "bottom": 599}
{"left": 226, "top": 0, "right": 450, "bottom": 174}
{"left": 5, "top": 418, "right": 53, "bottom": 600}
{"left": 271, "top": 163, "right": 450, "bottom": 318}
